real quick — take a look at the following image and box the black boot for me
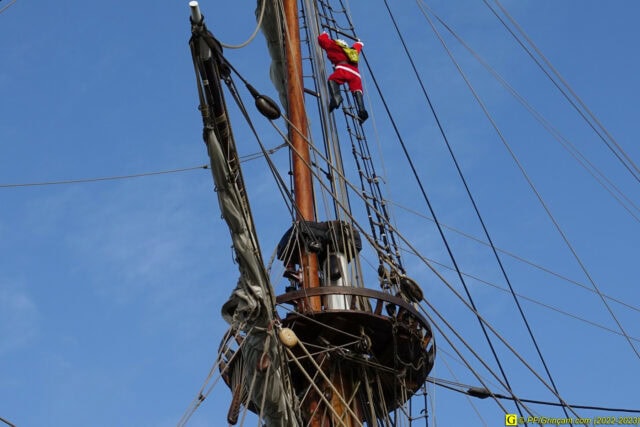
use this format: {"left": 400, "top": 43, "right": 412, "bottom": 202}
{"left": 328, "top": 80, "right": 343, "bottom": 111}
{"left": 354, "top": 91, "right": 368, "bottom": 122}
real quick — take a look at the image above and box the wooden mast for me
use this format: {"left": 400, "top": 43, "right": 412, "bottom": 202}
{"left": 283, "top": 1, "right": 333, "bottom": 425}
{"left": 283, "top": 0, "right": 321, "bottom": 311}
{"left": 282, "top": 2, "right": 359, "bottom": 426}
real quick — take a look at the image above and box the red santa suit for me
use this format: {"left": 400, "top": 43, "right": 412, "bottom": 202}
{"left": 318, "top": 32, "right": 364, "bottom": 93}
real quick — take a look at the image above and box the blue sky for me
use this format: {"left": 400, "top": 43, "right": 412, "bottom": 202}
{"left": 1, "top": 1, "right": 639, "bottom": 426}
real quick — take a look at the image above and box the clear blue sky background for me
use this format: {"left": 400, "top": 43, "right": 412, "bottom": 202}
{"left": 1, "top": 1, "right": 639, "bottom": 426}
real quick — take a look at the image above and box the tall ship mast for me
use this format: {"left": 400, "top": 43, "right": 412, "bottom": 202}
{"left": 184, "top": 1, "right": 435, "bottom": 425}
{"left": 179, "top": 1, "right": 640, "bottom": 426}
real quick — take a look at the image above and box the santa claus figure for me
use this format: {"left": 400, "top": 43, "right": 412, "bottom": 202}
{"left": 318, "top": 32, "right": 368, "bottom": 122}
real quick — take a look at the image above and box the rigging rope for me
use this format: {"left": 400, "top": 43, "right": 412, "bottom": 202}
{"left": 412, "top": 1, "right": 591, "bottom": 419}
{"left": 416, "top": 299, "right": 524, "bottom": 416}
{"left": 416, "top": 4, "right": 621, "bottom": 420}
{"left": 347, "top": 179, "right": 586, "bottom": 419}
{"left": 438, "top": 352, "right": 490, "bottom": 426}
{"left": 486, "top": 0, "right": 640, "bottom": 184}
{"left": 416, "top": 295, "right": 586, "bottom": 421}
{"left": 0, "top": 417, "right": 15, "bottom": 427}
{"left": 178, "top": 326, "right": 248, "bottom": 426}
{"left": 0, "top": 165, "right": 209, "bottom": 188}
{"left": 0, "top": 142, "right": 286, "bottom": 190}
{"left": 406, "top": 242, "right": 640, "bottom": 342}
{"left": 391, "top": 199, "right": 640, "bottom": 315}
{"left": 422, "top": 6, "right": 640, "bottom": 222}
{"left": 283, "top": 344, "right": 361, "bottom": 427}
{"left": 380, "top": 0, "right": 528, "bottom": 419}
{"left": 216, "top": 0, "right": 267, "bottom": 49}
{"left": 429, "top": 376, "right": 640, "bottom": 413}
{"left": 0, "top": 0, "right": 17, "bottom": 15}
{"left": 419, "top": 0, "right": 640, "bottom": 362}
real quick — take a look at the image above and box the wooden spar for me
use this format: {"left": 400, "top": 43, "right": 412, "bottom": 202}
{"left": 283, "top": 0, "right": 321, "bottom": 311}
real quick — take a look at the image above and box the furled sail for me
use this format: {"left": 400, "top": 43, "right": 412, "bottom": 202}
{"left": 188, "top": 3, "right": 299, "bottom": 425}
{"left": 256, "top": 0, "right": 288, "bottom": 110}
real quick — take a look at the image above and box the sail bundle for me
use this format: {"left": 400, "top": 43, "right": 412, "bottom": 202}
{"left": 188, "top": 4, "right": 300, "bottom": 425}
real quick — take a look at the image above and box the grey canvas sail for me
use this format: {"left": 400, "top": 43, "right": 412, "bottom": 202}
{"left": 256, "top": 0, "right": 288, "bottom": 111}
{"left": 188, "top": 5, "right": 300, "bottom": 425}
